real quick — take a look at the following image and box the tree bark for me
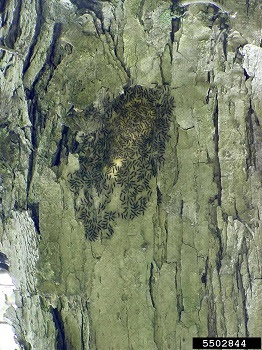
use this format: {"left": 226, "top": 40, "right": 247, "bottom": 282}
{"left": 0, "top": 0, "right": 261, "bottom": 349}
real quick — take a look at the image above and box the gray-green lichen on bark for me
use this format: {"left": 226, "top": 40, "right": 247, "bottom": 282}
{"left": 0, "top": 0, "right": 261, "bottom": 349}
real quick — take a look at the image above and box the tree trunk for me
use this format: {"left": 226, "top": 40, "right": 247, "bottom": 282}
{"left": 0, "top": 0, "right": 261, "bottom": 349}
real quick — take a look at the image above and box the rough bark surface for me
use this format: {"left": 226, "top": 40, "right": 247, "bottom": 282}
{"left": 0, "top": 0, "right": 261, "bottom": 349}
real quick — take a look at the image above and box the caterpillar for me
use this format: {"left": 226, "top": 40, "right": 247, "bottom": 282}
{"left": 67, "top": 85, "right": 174, "bottom": 240}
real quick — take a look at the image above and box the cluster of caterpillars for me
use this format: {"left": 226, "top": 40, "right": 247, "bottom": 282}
{"left": 68, "top": 85, "right": 174, "bottom": 241}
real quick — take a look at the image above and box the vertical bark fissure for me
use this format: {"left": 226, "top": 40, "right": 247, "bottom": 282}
{"left": 149, "top": 262, "right": 156, "bottom": 309}
{"left": 216, "top": 227, "right": 223, "bottom": 272}
{"left": 245, "top": 100, "right": 256, "bottom": 174}
{"left": 25, "top": 22, "right": 63, "bottom": 198}
{"left": 41, "top": 22, "right": 63, "bottom": 88}
{"left": 179, "top": 199, "right": 184, "bottom": 217}
{"left": 213, "top": 92, "right": 222, "bottom": 206}
{"left": 0, "top": 0, "right": 7, "bottom": 13}
{"left": 51, "top": 306, "right": 67, "bottom": 350}
{"left": 27, "top": 202, "right": 40, "bottom": 234}
{"left": 216, "top": 267, "right": 227, "bottom": 336}
{"left": 88, "top": 305, "right": 97, "bottom": 350}
{"left": 207, "top": 280, "right": 218, "bottom": 336}
{"left": 149, "top": 262, "right": 159, "bottom": 350}
{"left": 80, "top": 302, "right": 85, "bottom": 350}
{"left": 222, "top": 31, "right": 228, "bottom": 61}
{"left": 23, "top": 0, "right": 44, "bottom": 76}
{"left": 175, "top": 263, "right": 184, "bottom": 322}
{"left": 243, "top": 237, "right": 253, "bottom": 295}
{"left": 51, "top": 126, "right": 69, "bottom": 167}
{"left": 137, "top": 0, "right": 146, "bottom": 27}
{"left": 26, "top": 101, "right": 38, "bottom": 199}
{"left": 107, "top": 28, "right": 131, "bottom": 80}
{"left": 201, "top": 257, "right": 208, "bottom": 286}
{"left": 25, "top": 21, "right": 62, "bottom": 95}
{"left": 246, "top": 0, "right": 250, "bottom": 14}
{"left": 4, "top": 0, "right": 22, "bottom": 49}
{"left": 159, "top": 55, "right": 165, "bottom": 86}
{"left": 235, "top": 256, "right": 249, "bottom": 336}
{"left": 170, "top": 17, "right": 180, "bottom": 44}
{"left": 164, "top": 215, "right": 169, "bottom": 262}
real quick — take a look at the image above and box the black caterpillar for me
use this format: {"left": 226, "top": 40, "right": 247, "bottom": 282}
{"left": 68, "top": 85, "right": 174, "bottom": 241}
